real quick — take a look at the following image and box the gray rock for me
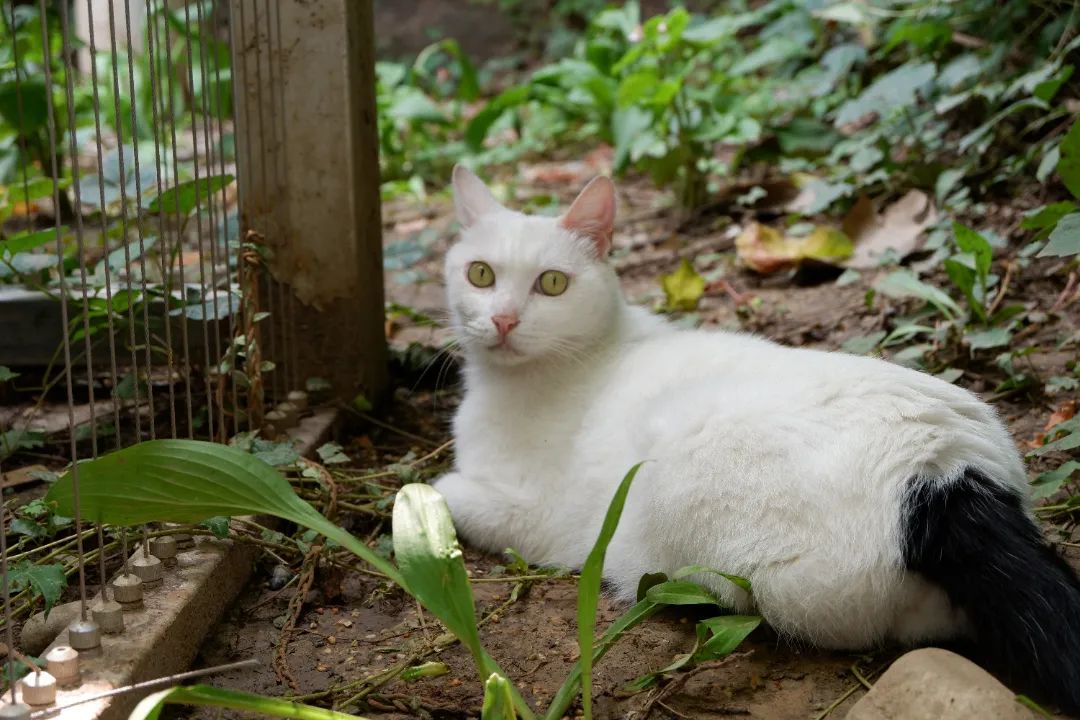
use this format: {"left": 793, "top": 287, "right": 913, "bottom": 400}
{"left": 846, "top": 648, "right": 1037, "bottom": 720}
{"left": 19, "top": 600, "right": 81, "bottom": 656}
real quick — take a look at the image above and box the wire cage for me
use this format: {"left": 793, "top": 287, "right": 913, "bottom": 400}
{"left": 0, "top": 0, "right": 385, "bottom": 714}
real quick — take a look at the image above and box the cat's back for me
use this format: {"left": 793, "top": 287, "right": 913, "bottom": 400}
{"left": 598, "top": 323, "right": 1023, "bottom": 492}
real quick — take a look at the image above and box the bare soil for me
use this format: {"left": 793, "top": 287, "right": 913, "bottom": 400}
{"left": 184, "top": 163, "right": 1080, "bottom": 720}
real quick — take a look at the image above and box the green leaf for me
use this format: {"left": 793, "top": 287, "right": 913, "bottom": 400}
{"left": 0, "top": 78, "right": 48, "bottom": 133}
{"left": 953, "top": 223, "right": 991, "bottom": 284}
{"left": 200, "top": 517, "right": 231, "bottom": 539}
{"left": 645, "top": 580, "right": 721, "bottom": 606}
{"left": 0, "top": 227, "right": 63, "bottom": 257}
{"left": 10, "top": 518, "right": 46, "bottom": 540}
{"left": 0, "top": 366, "right": 18, "bottom": 382}
{"left": 316, "top": 442, "right": 350, "bottom": 465}
{"left": 1031, "top": 462, "right": 1080, "bottom": 500}
{"left": 129, "top": 684, "right": 365, "bottom": 720}
{"left": 465, "top": 85, "right": 529, "bottom": 151}
{"left": 577, "top": 463, "right": 645, "bottom": 720}
{"left": 1022, "top": 202, "right": 1077, "bottom": 240}
{"left": 148, "top": 174, "right": 234, "bottom": 216}
{"left": 1057, "top": 119, "right": 1080, "bottom": 200}
{"left": 544, "top": 599, "right": 662, "bottom": 720}
{"left": 694, "top": 615, "right": 761, "bottom": 659}
{"left": 731, "top": 37, "right": 809, "bottom": 75}
{"left": 9, "top": 561, "right": 66, "bottom": 617}
{"left": 481, "top": 674, "right": 517, "bottom": 720}
{"left": 661, "top": 259, "right": 706, "bottom": 312}
{"left": 43, "top": 440, "right": 404, "bottom": 587}
{"left": 671, "top": 565, "right": 752, "bottom": 592}
{"left": 393, "top": 484, "right": 534, "bottom": 720}
{"left": 834, "top": 62, "right": 935, "bottom": 128}
{"left": 400, "top": 661, "right": 449, "bottom": 682}
{"left": 1038, "top": 212, "right": 1080, "bottom": 258}
{"left": 875, "top": 270, "right": 962, "bottom": 318}
{"left": 964, "top": 327, "right": 1012, "bottom": 351}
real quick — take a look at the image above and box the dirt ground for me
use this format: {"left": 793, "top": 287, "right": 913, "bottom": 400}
{"left": 181, "top": 158, "right": 1080, "bottom": 720}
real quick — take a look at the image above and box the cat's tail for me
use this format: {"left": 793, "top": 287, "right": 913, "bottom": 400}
{"left": 903, "top": 467, "right": 1080, "bottom": 714}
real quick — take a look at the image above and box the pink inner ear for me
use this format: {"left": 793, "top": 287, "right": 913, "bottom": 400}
{"left": 560, "top": 176, "right": 616, "bottom": 257}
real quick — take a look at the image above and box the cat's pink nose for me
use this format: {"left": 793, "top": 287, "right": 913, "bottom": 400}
{"left": 491, "top": 313, "right": 520, "bottom": 339}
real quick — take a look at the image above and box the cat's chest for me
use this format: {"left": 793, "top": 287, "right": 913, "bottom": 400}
{"left": 453, "top": 381, "right": 588, "bottom": 481}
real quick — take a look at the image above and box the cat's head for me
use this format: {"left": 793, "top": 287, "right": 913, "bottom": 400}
{"left": 445, "top": 165, "right": 622, "bottom": 368}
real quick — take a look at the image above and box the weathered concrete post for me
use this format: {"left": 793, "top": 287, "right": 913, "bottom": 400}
{"left": 229, "top": 0, "right": 387, "bottom": 405}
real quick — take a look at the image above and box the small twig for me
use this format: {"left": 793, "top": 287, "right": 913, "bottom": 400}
{"left": 350, "top": 410, "right": 441, "bottom": 448}
{"left": 1052, "top": 270, "right": 1079, "bottom": 313}
{"left": 813, "top": 660, "right": 889, "bottom": 720}
{"left": 986, "top": 261, "right": 1015, "bottom": 318}
{"left": 641, "top": 651, "right": 754, "bottom": 719}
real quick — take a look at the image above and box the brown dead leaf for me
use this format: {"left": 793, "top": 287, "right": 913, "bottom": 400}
{"left": 735, "top": 222, "right": 853, "bottom": 274}
{"left": 845, "top": 190, "right": 938, "bottom": 269}
{"left": 0, "top": 464, "right": 49, "bottom": 489}
{"left": 1026, "top": 400, "right": 1077, "bottom": 449}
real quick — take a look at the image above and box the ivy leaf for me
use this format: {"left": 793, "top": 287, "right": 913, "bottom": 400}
{"left": 200, "top": 517, "right": 231, "bottom": 539}
{"left": 661, "top": 259, "right": 706, "bottom": 312}
{"left": 9, "top": 561, "right": 66, "bottom": 617}
{"left": 316, "top": 442, "right": 350, "bottom": 465}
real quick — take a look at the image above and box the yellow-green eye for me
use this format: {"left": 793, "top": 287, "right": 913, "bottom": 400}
{"left": 536, "top": 270, "right": 570, "bottom": 296}
{"left": 467, "top": 261, "right": 495, "bottom": 288}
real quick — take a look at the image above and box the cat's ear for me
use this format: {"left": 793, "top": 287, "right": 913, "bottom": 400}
{"left": 560, "top": 176, "right": 616, "bottom": 257}
{"left": 452, "top": 164, "right": 504, "bottom": 228}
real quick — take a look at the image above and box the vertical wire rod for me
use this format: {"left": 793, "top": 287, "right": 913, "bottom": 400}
{"left": 37, "top": 0, "right": 90, "bottom": 622}
{"left": 76, "top": 0, "right": 122, "bottom": 455}
{"left": 121, "top": 0, "right": 158, "bottom": 441}
{"left": 181, "top": 0, "right": 216, "bottom": 442}
{"left": 160, "top": 0, "right": 197, "bottom": 437}
{"left": 208, "top": 0, "right": 241, "bottom": 438}
{"left": 194, "top": 0, "right": 227, "bottom": 440}
{"left": 233, "top": 0, "right": 256, "bottom": 433}
{"left": 2, "top": 486, "right": 19, "bottom": 704}
{"left": 142, "top": 0, "right": 179, "bottom": 438}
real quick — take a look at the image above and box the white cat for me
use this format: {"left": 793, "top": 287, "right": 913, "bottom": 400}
{"left": 433, "top": 166, "right": 1080, "bottom": 712}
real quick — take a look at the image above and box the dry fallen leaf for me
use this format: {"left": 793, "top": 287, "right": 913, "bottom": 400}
{"left": 660, "top": 258, "right": 706, "bottom": 311}
{"left": 1027, "top": 399, "right": 1077, "bottom": 449}
{"left": 845, "top": 190, "right": 938, "bottom": 269}
{"left": 735, "top": 222, "right": 853, "bottom": 274}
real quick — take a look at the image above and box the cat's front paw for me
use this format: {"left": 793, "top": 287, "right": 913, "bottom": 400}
{"left": 431, "top": 472, "right": 482, "bottom": 522}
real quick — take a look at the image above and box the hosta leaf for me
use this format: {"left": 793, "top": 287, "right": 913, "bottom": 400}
{"left": 44, "top": 440, "right": 403, "bottom": 587}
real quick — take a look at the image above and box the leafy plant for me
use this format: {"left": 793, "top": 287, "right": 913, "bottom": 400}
{"left": 46, "top": 440, "right": 758, "bottom": 719}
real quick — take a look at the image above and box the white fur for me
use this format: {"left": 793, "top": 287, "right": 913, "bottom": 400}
{"left": 435, "top": 168, "right": 1027, "bottom": 650}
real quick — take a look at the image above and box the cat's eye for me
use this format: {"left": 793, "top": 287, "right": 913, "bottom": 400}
{"left": 536, "top": 270, "right": 570, "bottom": 296}
{"left": 467, "top": 261, "right": 495, "bottom": 288}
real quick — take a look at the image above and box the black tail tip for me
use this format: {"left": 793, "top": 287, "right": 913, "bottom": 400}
{"left": 902, "top": 467, "right": 1080, "bottom": 714}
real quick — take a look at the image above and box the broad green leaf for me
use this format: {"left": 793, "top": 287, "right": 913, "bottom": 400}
{"left": 577, "top": 463, "right": 645, "bottom": 720}
{"left": 731, "top": 37, "right": 809, "bottom": 75}
{"left": 834, "top": 62, "right": 935, "bottom": 128}
{"left": 661, "top": 259, "right": 705, "bottom": 311}
{"left": 0, "top": 227, "right": 63, "bottom": 257}
{"left": 617, "top": 70, "right": 659, "bottom": 107}
{"left": 129, "top": 684, "right": 364, "bottom": 720}
{"left": 1031, "top": 462, "right": 1080, "bottom": 500}
{"left": 645, "top": 580, "right": 721, "bottom": 606}
{"left": 1022, "top": 202, "right": 1077, "bottom": 240}
{"left": 1057, "top": 119, "right": 1080, "bottom": 200}
{"left": 393, "top": 484, "right": 535, "bottom": 720}
{"left": 481, "top": 674, "right": 517, "bottom": 720}
{"left": 1038, "top": 212, "right": 1080, "bottom": 258}
{"left": 964, "top": 327, "right": 1012, "bottom": 351}
{"left": 953, "top": 223, "right": 992, "bottom": 284}
{"left": 672, "top": 565, "right": 752, "bottom": 591}
{"left": 695, "top": 615, "right": 761, "bottom": 658}
{"left": 875, "top": 270, "right": 962, "bottom": 319}
{"left": 0, "top": 78, "right": 48, "bottom": 133}
{"left": 544, "top": 599, "right": 662, "bottom": 720}
{"left": 9, "top": 561, "right": 65, "bottom": 617}
{"left": 1030, "top": 418, "right": 1080, "bottom": 456}
{"left": 148, "top": 174, "right": 234, "bottom": 216}
{"left": 44, "top": 440, "right": 404, "bottom": 587}
{"left": 465, "top": 85, "right": 529, "bottom": 150}
{"left": 0, "top": 366, "right": 18, "bottom": 382}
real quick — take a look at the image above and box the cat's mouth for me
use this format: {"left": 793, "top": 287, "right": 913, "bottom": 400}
{"left": 488, "top": 340, "right": 524, "bottom": 357}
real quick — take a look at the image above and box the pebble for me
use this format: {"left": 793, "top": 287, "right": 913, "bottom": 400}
{"left": 846, "top": 648, "right": 1038, "bottom": 720}
{"left": 20, "top": 601, "right": 81, "bottom": 655}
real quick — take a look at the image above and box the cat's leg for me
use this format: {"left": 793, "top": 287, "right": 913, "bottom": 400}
{"left": 431, "top": 472, "right": 510, "bottom": 554}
